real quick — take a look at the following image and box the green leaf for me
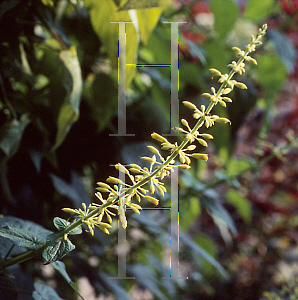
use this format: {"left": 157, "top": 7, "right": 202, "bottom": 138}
{"left": 210, "top": 0, "right": 239, "bottom": 40}
{"left": 194, "top": 234, "right": 217, "bottom": 276}
{"left": 43, "top": 233, "right": 75, "bottom": 264}
{"left": 180, "top": 196, "right": 201, "bottom": 231}
{"left": 244, "top": 0, "right": 279, "bottom": 22}
{"left": 252, "top": 53, "right": 287, "bottom": 103}
{"left": 0, "top": 115, "right": 30, "bottom": 158}
{"left": 226, "top": 156, "right": 252, "bottom": 178}
{"left": 126, "top": 265, "right": 168, "bottom": 300}
{"left": 51, "top": 261, "right": 84, "bottom": 300}
{"left": 98, "top": 272, "right": 132, "bottom": 300}
{"left": 0, "top": 0, "right": 21, "bottom": 19}
{"left": 0, "top": 216, "right": 52, "bottom": 257}
{"left": 119, "top": 0, "right": 172, "bottom": 10}
{"left": 0, "top": 275, "right": 18, "bottom": 300}
{"left": 137, "top": 8, "right": 163, "bottom": 45}
{"left": 53, "top": 47, "right": 82, "bottom": 150}
{"left": 53, "top": 217, "right": 82, "bottom": 235}
{"left": 53, "top": 217, "right": 68, "bottom": 231}
{"left": 84, "top": 73, "right": 118, "bottom": 131}
{"left": 32, "top": 282, "right": 64, "bottom": 300}
{"left": 200, "top": 195, "right": 237, "bottom": 235}
{"left": 181, "top": 233, "right": 228, "bottom": 278}
{"left": 85, "top": 0, "right": 138, "bottom": 87}
{"left": 226, "top": 189, "right": 252, "bottom": 224}
{"left": 0, "top": 226, "right": 46, "bottom": 249}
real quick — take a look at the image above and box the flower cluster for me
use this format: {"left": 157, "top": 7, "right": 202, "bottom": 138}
{"left": 61, "top": 24, "right": 267, "bottom": 234}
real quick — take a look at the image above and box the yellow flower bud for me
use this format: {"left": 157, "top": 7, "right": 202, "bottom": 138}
{"left": 97, "top": 182, "right": 111, "bottom": 189}
{"left": 147, "top": 145, "right": 160, "bottom": 155}
{"left": 182, "top": 101, "right": 197, "bottom": 110}
{"left": 62, "top": 208, "right": 76, "bottom": 214}
{"left": 177, "top": 165, "right": 191, "bottom": 169}
{"left": 234, "top": 82, "right": 247, "bottom": 89}
{"left": 200, "top": 133, "right": 213, "bottom": 139}
{"left": 151, "top": 132, "right": 168, "bottom": 143}
{"left": 181, "top": 119, "right": 189, "bottom": 127}
{"left": 191, "top": 153, "right": 208, "bottom": 161}
{"left": 215, "top": 117, "right": 231, "bottom": 124}
{"left": 106, "top": 176, "right": 121, "bottom": 184}
{"left": 144, "top": 195, "right": 159, "bottom": 205}
{"left": 209, "top": 68, "right": 222, "bottom": 76}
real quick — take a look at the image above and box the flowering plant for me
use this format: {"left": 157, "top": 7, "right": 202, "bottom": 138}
{"left": 0, "top": 22, "right": 267, "bottom": 299}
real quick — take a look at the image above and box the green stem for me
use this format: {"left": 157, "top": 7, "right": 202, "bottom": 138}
{"left": 0, "top": 245, "right": 46, "bottom": 271}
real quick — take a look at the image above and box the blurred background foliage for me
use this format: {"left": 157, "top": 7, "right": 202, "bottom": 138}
{"left": 0, "top": 0, "right": 298, "bottom": 299}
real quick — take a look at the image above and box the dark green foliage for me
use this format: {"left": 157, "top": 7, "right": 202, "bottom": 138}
{"left": 0, "top": 0, "right": 292, "bottom": 299}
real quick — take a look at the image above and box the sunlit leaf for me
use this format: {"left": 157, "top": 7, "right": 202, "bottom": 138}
{"left": 85, "top": 0, "right": 138, "bottom": 87}
{"left": 244, "top": 0, "right": 279, "bottom": 22}
{"left": 226, "top": 189, "right": 252, "bottom": 224}
{"left": 180, "top": 233, "right": 228, "bottom": 279}
{"left": 252, "top": 53, "right": 287, "bottom": 103}
{"left": 137, "top": 8, "right": 163, "bottom": 45}
{"left": 118, "top": 0, "right": 172, "bottom": 10}
{"left": 53, "top": 47, "right": 82, "bottom": 150}
{"left": 210, "top": 0, "right": 239, "bottom": 40}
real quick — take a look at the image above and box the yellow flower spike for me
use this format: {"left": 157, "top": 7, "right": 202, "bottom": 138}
{"left": 190, "top": 153, "right": 209, "bottom": 161}
{"left": 82, "top": 203, "right": 87, "bottom": 211}
{"left": 182, "top": 101, "right": 197, "bottom": 110}
{"left": 151, "top": 132, "right": 168, "bottom": 143}
{"left": 143, "top": 195, "right": 159, "bottom": 205}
